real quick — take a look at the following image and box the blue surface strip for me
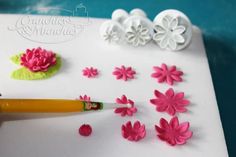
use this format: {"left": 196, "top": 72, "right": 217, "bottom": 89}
{"left": 0, "top": 0, "right": 235, "bottom": 156}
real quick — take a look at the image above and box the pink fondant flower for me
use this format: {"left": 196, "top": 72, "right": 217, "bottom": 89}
{"left": 20, "top": 47, "right": 57, "bottom": 72}
{"left": 82, "top": 67, "right": 98, "bottom": 78}
{"left": 155, "top": 117, "right": 192, "bottom": 146}
{"left": 79, "top": 124, "right": 92, "bottom": 136}
{"left": 150, "top": 88, "right": 190, "bottom": 116}
{"left": 122, "top": 121, "right": 146, "bottom": 141}
{"left": 78, "top": 95, "right": 91, "bottom": 102}
{"left": 112, "top": 65, "right": 136, "bottom": 81}
{"left": 151, "top": 63, "right": 183, "bottom": 85}
{"left": 114, "top": 95, "right": 137, "bottom": 117}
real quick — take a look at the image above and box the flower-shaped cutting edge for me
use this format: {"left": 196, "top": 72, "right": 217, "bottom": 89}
{"left": 153, "top": 15, "right": 186, "bottom": 50}
{"left": 114, "top": 95, "right": 137, "bottom": 117}
{"left": 151, "top": 63, "right": 183, "bottom": 85}
{"left": 20, "top": 47, "right": 57, "bottom": 72}
{"left": 103, "top": 27, "right": 120, "bottom": 43}
{"left": 150, "top": 88, "right": 190, "bottom": 116}
{"left": 82, "top": 67, "right": 98, "bottom": 78}
{"left": 112, "top": 65, "right": 136, "bottom": 81}
{"left": 155, "top": 117, "right": 193, "bottom": 146}
{"left": 122, "top": 121, "right": 146, "bottom": 141}
{"left": 125, "top": 23, "right": 151, "bottom": 46}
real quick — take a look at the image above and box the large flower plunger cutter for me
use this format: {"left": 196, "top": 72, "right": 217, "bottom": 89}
{"left": 153, "top": 9, "right": 192, "bottom": 51}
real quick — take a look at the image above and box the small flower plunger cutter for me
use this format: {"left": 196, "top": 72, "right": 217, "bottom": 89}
{"left": 100, "top": 8, "right": 193, "bottom": 50}
{"left": 100, "top": 9, "right": 153, "bottom": 46}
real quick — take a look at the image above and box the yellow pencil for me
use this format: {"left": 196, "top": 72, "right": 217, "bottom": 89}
{"left": 0, "top": 99, "right": 128, "bottom": 113}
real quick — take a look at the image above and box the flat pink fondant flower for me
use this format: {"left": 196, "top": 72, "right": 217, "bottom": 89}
{"left": 78, "top": 95, "right": 91, "bottom": 102}
{"left": 155, "top": 117, "right": 193, "bottom": 146}
{"left": 112, "top": 65, "right": 136, "bottom": 81}
{"left": 82, "top": 67, "right": 98, "bottom": 78}
{"left": 150, "top": 88, "right": 190, "bottom": 116}
{"left": 114, "top": 95, "right": 137, "bottom": 117}
{"left": 122, "top": 121, "right": 146, "bottom": 141}
{"left": 20, "top": 47, "right": 57, "bottom": 72}
{"left": 151, "top": 63, "right": 183, "bottom": 85}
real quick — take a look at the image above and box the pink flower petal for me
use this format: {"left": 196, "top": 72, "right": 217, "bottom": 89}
{"left": 170, "top": 116, "right": 179, "bottom": 128}
{"left": 114, "top": 108, "right": 124, "bottom": 113}
{"left": 167, "top": 105, "right": 176, "bottom": 116}
{"left": 169, "top": 66, "right": 176, "bottom": 72}
{"left": 155, "top": 125, "right": 165, "bottom": 133}
{"left": 160, "top": 118, "right": 170, "bottom": 130}
{"left": 121, "top": 95, "right": 128, "bottom": 103}
{"left": 175, "top": 92, "right": 184, "bottom": 100}
{"left": 179, "top": 131, "right": 193, "bottom": 139}
{"left": 165, "top": 88, "right": 174, "bottom": 97}
{"left": 161, "top": 63, "right": 168, "bottom": 71}
{"left": 154, "top": 90, "right": 165, "bottom": 98}
{"left": 156, "top": 105, "right": 168, "bottom": 112}
{"left": 177, "top": 122, "right": 190, "bottom": 133}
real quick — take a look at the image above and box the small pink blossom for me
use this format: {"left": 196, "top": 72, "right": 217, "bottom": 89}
{"left": 122, "top": 121, "right": 146, "bottom": 142}
{"left": 112, "top": 65, "right": 136, "bottom": 81}
{"left": 20, "top": 47, "right": 57, "bottom": 72}
{"left": 150, "top": 88, "right": 190, "bottom": 116}
{"left": 114, "top": 95, "right": 137, "bottom": 117}
{"left": 151, "top": 63, "right": 183, "bottom": 85}
{"left": 155, "top": 117, "right": 193, "bottom": 146}
{"left": 82, "top": 67, "right": 98, "bottom": 78}
{"left": 78, "top": 95, "right": 91, "bottom": 102}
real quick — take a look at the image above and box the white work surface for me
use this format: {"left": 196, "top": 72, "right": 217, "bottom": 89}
{"left": 0, "top": 14, "right": 228, "bottom": 157}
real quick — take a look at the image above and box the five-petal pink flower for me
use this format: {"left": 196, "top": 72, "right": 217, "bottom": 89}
{"left": 20, "top": 47, "right": 57, "bottom": 72}
{"left": 114, "top": 95, "right": 137, "bottom": 117}
{"left": 122, "top": 121, "right": 146, "bottom": 141}
{"left": 151, "top": 63, "right": 183, "bottom": 85}
{"left": 155, "top": 117, "right": 192, "bottom": 146}
{"left": 112, "top": 65, "right": 136, "bottom": 81}
{"left": 150, "top": 88, "right": 190, "bottom": 116}
{"left": 82, "top": 67, "right": 98, "bottom": 78}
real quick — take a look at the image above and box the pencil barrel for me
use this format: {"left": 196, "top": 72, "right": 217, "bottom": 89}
{"left": 0, "top": 99, "right": 86, "bottom": 113}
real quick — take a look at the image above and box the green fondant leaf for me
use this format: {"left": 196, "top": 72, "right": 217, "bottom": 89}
{"left": 10, "top": 52, "right": 24, "bottom": 65}
{"left": 11, "top": 56, "right": 61, "bottom": 80}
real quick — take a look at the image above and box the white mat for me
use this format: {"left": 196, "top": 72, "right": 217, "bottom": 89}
{"left": 0, "top": 15, "right": 228, "bottom": 157}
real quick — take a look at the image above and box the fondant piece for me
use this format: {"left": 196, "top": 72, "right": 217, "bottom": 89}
{"left": 82, "top": 67, "right": 98, "bottom": 78}
{"left": 151, "top": 63, "right": 183, "bottom": 85}
{"left": 112, "top": 65, "right": 136, "bottom": 81}
{"left": 79, "top": 124, "right": 92, "bottom": 137}
{"left": 114, "top": 95, "right": 137, "bottom": 117}
{"left": 150, "top": 88, "right": 190, "bottom": 116}
{"left": 121, "top": 121, "right": 146, "bottom": 141}
{"left": 155, "top": 117, "right": 192, "bottom": 146}
{"left": 11, "top": 51, "right": 61, "bottom": 80}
